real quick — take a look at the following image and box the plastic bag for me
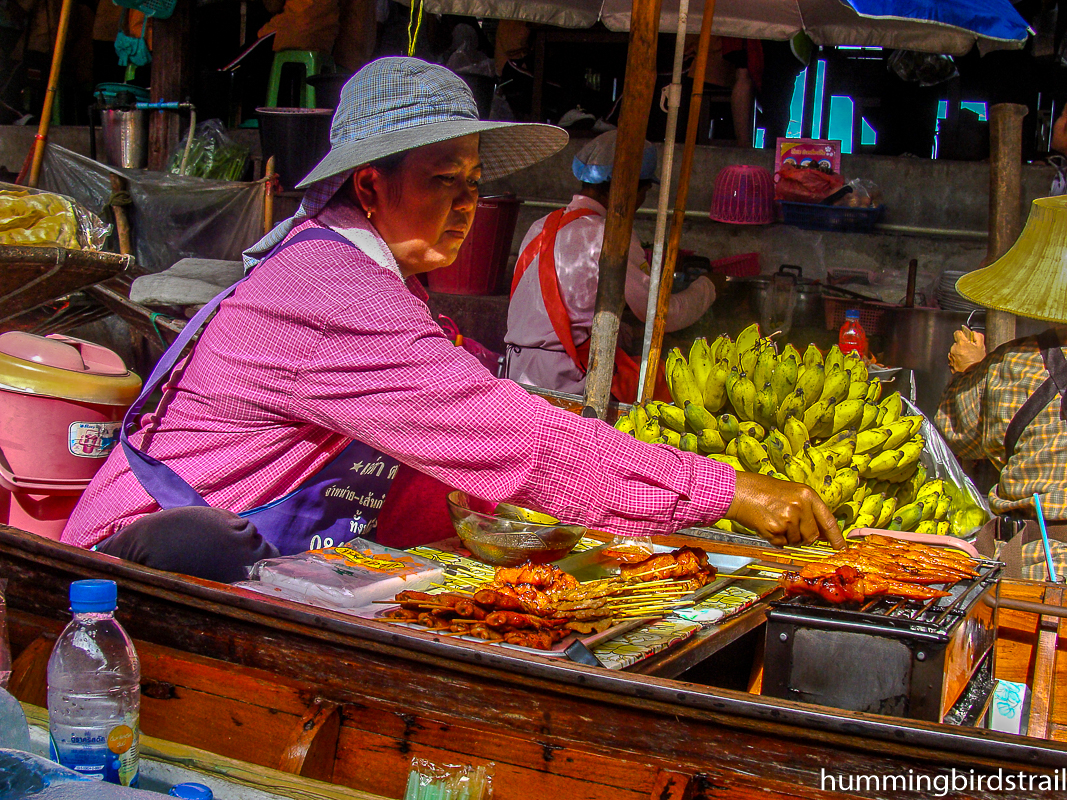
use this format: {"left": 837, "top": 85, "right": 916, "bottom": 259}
{"left": 834, "top": 178, "right": 883, "bottom": 209}
{"left": 437, "top": 314, "right": 504, "bottom": 376}
{"left": 167, "top": 120, "right": 250, "bottom": 181}
{"left": 240, "top": 538, "right": 444, "bottom": 610}
{"left": 774, "top": 164, "right": 844, "bottom": 204}
{"left": 0, "top": 183, "right": 110, "bottom": 251}
{"left": 404, "top": 758, "right": 493, "bottom": 800}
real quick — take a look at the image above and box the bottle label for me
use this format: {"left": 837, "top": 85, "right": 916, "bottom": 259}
{"left": 50, "top": 715, "right": 139, "bottom": 786}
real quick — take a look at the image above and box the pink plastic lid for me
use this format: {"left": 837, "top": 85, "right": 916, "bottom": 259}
{"left": 0, "top": 332, "right": 128, "bottom": 376}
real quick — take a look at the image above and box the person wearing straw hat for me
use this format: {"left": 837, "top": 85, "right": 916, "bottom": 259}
{"left": 61, "top": 57, "right": 840, "bottom": 581}
{"left": 936, "top": 194, "right": 1067, "bottom": 580}
{"left": 504, "top": 130, "right": 715, "bottom": 402}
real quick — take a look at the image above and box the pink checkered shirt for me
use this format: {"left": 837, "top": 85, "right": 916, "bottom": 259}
{"left": 62, "top": 206, "right": 735, "bottom": 549}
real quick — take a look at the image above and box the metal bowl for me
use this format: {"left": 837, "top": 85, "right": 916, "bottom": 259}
{"left": 445, "top": 491, "right": 586, "bottom": 567}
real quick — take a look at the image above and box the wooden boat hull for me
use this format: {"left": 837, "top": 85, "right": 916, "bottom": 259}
{"left": 3, "top": 525, "right": 1066, "bottom": 800}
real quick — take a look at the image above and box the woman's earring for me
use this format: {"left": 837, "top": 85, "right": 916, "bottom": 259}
{"left": 365, "top": 209, "right": 373, "bottom": 220}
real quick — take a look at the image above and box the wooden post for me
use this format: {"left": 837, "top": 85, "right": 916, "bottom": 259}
{"left": 638, "top": 0, "right": 715, "bottom": 400}
{"left": 334, "top": 0, "right": 377, "bottom": 72}
{"left": 263, "top": 155, "right": 276, "bottom": 234}
{"left": 110, "top": 174, "right": 133, "bottom": 256}
{"left": 148, "top": 0, "right": 193, "bottom": 171}
{"left": 583, "top": 0, "right": 662, "bottom": 417}
{"left": 986, "top": 102, "right": 1027, "bottom": 350}
{"left": 27, "top": 0, "right": 76, "bottom": 187}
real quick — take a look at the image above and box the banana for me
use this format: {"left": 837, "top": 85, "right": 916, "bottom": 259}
{"left": 776, "top": 387, "right": 807, "bottom": 428}
{"left": 915, "top": 520, "right": 938, "bottom": 535}
{"left": 772, "top": 352, "right": 799, "bottom": 405}
{"left": 836, "top": 500, "right": 859, "bottom": 527}
{"left": 865, "top": 377, "right": 883, "bottom": 403}
{"left": 755, "top": 382, "right": 778, "bottom": 431}
{"left": 696, "top": 428, "right": 726, "bottom": 454}
{"left": 825, "top": 344, "right": 845, "bottom": 373}
{"left": 849, "top": 359, "right": 869, "bottom": 384}
{"left": 889, "top": 501, "right": 924, "bottom": 532}
{"left": 817, "top": 430, "right": 856, "bottom": 451}
{"left": 784, "top": 454, "right": 812, "bottom": 486}
{"left": 845, "top": 512, "right": 877, "bottom": 536}
{"left": 859, "top": 492, "right": 884, "bottom": 519}
{"left": 703, "top": 362, "right": 730, "bottom": 413}
{"left": 718, "top": 413, "right": 740, "bottom": 442}
{"left": 756, "top": 459, "right": 777, "bottom": 476}
{"left": 725, "top": 437, "right": 739, "bottom": 457}
{"left": 719, "top": 338, "right": 737, "bottom": 371}
{"left": 661, "top": 428, "right": 682, "bottom": 448}
{"left": 768, "top": 471, "right": 790, "bottom": 482}
{"left": 679, "top": 432, "right": 699, "bottom": 453}
{"left": 782, "top": 416, "right": 810, "bottom": 455}
{"left": 707, "top": 334, "right": 729, "bottom": 364}
{"left": 752, "top": 344, "right": 777, "bottom": 391}
{"left": 921, "top": 496, "right": 938, "bottom": 521}
{"left": 824, "top": 439, "right": 856, "bottom": 470}
{"left": 796, "top": 363, "right": 826, "bottom": 410}
{"left": 875, "top": 496, "right": 899, "bottom": 529}
{"left": 804, "top": 443, "right": 830, "bottom": 485}
{"left": 855, "top": 426, "right": 892, "bottom": 455}
{"left": 831, "top": 399, "right": 865, "bottom": 434}
{"left": 668, "top": 354, "right": 704, "bottom": 409}
{"left": 614, "top": 415, "right": 636, "bottom": 435}
{"left": 803, "top": 343, "right": 824, "bottom": 368}
{"left": 936, "top": 521, "right": 950, "bottom": 536}
{"left": 803, "top": 397, "right": 837, "bottom": 439}
{"left": 905, "top": 414, "right": 924, "bottom": 436}
{"left": 821, "top": 367, "right": 851, "bottom": 405}
{"left": 764, "top": 429, "right": 791, "bottom": 472}
{"left": 664, "top": 348, "right": 680, "bottom": 396}
{"left": 860, "top": 401, "right": 880, "bottom": 431}
{"left": 708, "top": 453, "right": 744, "bottom": 471}
{"left": 781, "top": 343, "right": 802, "bottom": 366}
{"left": 885, "top": 461, "right": 919, "bottom": 485}
{"left": 894, "top": 436, "right": 924, "bottom": 470}
{"left": 739, "top": 342, "right": 760, "bottom": 376}
{"left": 883, "top": 418, "right": 917, "bottom": 451}
{"left": 835, "top": 467, "right": 861, "bottom": 503}
{"left": 684, "top": 401, "right": 718, "bottom": 433}
{"left": 629, "top": 403, "right": 649, "bottom": 430}
{"left": 689, "top": 338, "right": 713, "bottom": 391}
{"left": 846, "top": 379, "right": 869, "bottom": 401}
{"left": 878, "top": 392, "right": 902, "bottom": 426}
{"left": 635, "top": 419, "right": 660, "bottom": 443}
{"left": 728, "top": 372, "right": 757, "bottom": 422}
{"left": 917, "top": 479, "right": 946, "bottom": 504}
{"left": 819, "top": 475, "right": 843, "bottom": 509}
{"left": 659, "top": 403, "right": 688, "bottom": 433}
{"left": 737, "top": 421, "right": 767, "bottom": 441}
{"left": 734, "top": 323, "right": 761, "bottom": 363}
{"left": 863, "top": 448, "right": 905, "bottom": 479}
{"left": 736, "top": 434, "right": 770, "bottom": 473}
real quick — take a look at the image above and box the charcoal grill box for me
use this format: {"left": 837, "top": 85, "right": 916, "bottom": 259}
{"left": 762, "top": 562, "right": 1001, "bottom": 723}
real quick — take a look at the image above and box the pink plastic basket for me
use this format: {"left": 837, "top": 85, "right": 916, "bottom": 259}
{"left": 709, "top": 252, "right": 760, "bottom": 278}
{"left": 709, "top": 165, "right": 775, "bottom": 225}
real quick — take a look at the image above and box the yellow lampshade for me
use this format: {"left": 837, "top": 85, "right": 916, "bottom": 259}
{"left": 956, "top": 195, "right": 1067, "bottom": 324}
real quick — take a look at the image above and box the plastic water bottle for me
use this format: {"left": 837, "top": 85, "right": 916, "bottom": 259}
{"left": 838, "top": 309, "right": 868, "bottom": 357}
{"left": 0, "top": 687, "right": 30, "bottom": 750}
{"left": 47, "top": 580, "right": 140, "bottom": 786}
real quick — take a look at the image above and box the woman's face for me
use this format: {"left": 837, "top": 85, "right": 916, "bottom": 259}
{"left": 357, "top": 134, "right": 482, "bottom": 277}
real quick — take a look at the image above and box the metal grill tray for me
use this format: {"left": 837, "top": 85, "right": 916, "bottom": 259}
{"left": 767, "top": 559, "right": 1002, "bottom": 641}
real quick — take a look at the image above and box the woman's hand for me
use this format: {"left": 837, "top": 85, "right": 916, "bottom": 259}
{"left": 725, "top": 472, "right": 844, "bottom": 549}
{"left": 948, "top": 326, "right": 985, "bottom": 374}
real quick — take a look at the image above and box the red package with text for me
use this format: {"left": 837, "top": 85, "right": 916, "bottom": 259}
{"left": 774, "top": 138, "right": 843, "bottom": 202}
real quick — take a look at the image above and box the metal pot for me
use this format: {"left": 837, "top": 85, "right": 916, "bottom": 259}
{"left": 730, "top": 265, "right": 825, "bottom": 333}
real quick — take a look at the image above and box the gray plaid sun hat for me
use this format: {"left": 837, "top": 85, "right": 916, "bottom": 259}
{"left": 296, "top": 56, "right": 568, "bottom": 188}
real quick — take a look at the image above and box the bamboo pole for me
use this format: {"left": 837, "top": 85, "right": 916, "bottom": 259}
{"left": 109, "top": 174, "right": 132, "bottom": 256}
{"left": 639, "top": 0, "right": 716, "bottom": 400}
{"left": 27, "top": 0, "right": 76, "bottom": 187}
{"left": 636, "top": 0, "right": 690, "bottom": 400}
{"left": 985, "top": 102, "right": 1027, "bottom": 350}
{"left": 583, "top": 0, "right": 663, "bottom": 418}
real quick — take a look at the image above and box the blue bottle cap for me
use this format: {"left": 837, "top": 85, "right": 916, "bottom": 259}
{"left": 845, "top": 309, "right": 860, "bottom": 320}
{"left": 69, "top": 580, "right": 117, "bottom": 613}
{"left": 169, "top": 783, "right": 213, "bottom": 799}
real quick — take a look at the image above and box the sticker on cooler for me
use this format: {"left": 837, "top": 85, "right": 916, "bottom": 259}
{"left": 68, "top": 421, "right": 121, "bottom": 458}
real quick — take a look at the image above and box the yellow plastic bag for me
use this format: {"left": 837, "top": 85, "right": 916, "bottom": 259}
{"left": 0, "top": 185, "right": 108, "bottom": 250}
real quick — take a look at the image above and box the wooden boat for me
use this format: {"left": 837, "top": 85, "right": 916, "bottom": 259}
{"left": 4, "top": 524, "right": 1067, "bottom": 800}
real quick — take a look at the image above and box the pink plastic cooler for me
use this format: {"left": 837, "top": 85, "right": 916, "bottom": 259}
{"left": 0, "top": 333, "right": 141, "bottom": 538}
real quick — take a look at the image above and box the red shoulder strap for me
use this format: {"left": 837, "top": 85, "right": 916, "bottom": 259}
{"left": 511, "top": 207, "right": 599, "bottom": 371}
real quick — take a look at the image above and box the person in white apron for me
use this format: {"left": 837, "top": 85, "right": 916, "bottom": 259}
{"left": 504, "top": 130, "right": 715, "bottom": 402}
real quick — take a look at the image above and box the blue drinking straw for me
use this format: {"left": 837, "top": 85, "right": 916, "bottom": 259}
{"left": 1033, "top": 493, "right": 1058, "bottom": 583}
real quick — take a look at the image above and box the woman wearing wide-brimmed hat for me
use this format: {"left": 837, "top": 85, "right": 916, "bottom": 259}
{"left": 61, "top": 57, "right": 840, "bottom": 581}
{"left": 937, "top": 194, "right": 1067, "bottom": 578}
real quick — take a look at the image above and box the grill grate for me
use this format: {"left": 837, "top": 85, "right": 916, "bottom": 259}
{"left": 772, "top": 559, "right": 1001, "bottom": 639}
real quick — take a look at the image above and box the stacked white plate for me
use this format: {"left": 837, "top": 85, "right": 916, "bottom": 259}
{"left": 936, "top": 269, "right": 984, "bottom": 312}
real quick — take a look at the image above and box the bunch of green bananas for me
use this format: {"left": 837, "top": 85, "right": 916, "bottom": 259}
{"left": 612, "top": 323, "right": 987, "bottom": 538}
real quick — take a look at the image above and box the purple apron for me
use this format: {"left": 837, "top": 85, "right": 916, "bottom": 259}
{"left": 120, "top": 228, "right": 398, "bottom": 554}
